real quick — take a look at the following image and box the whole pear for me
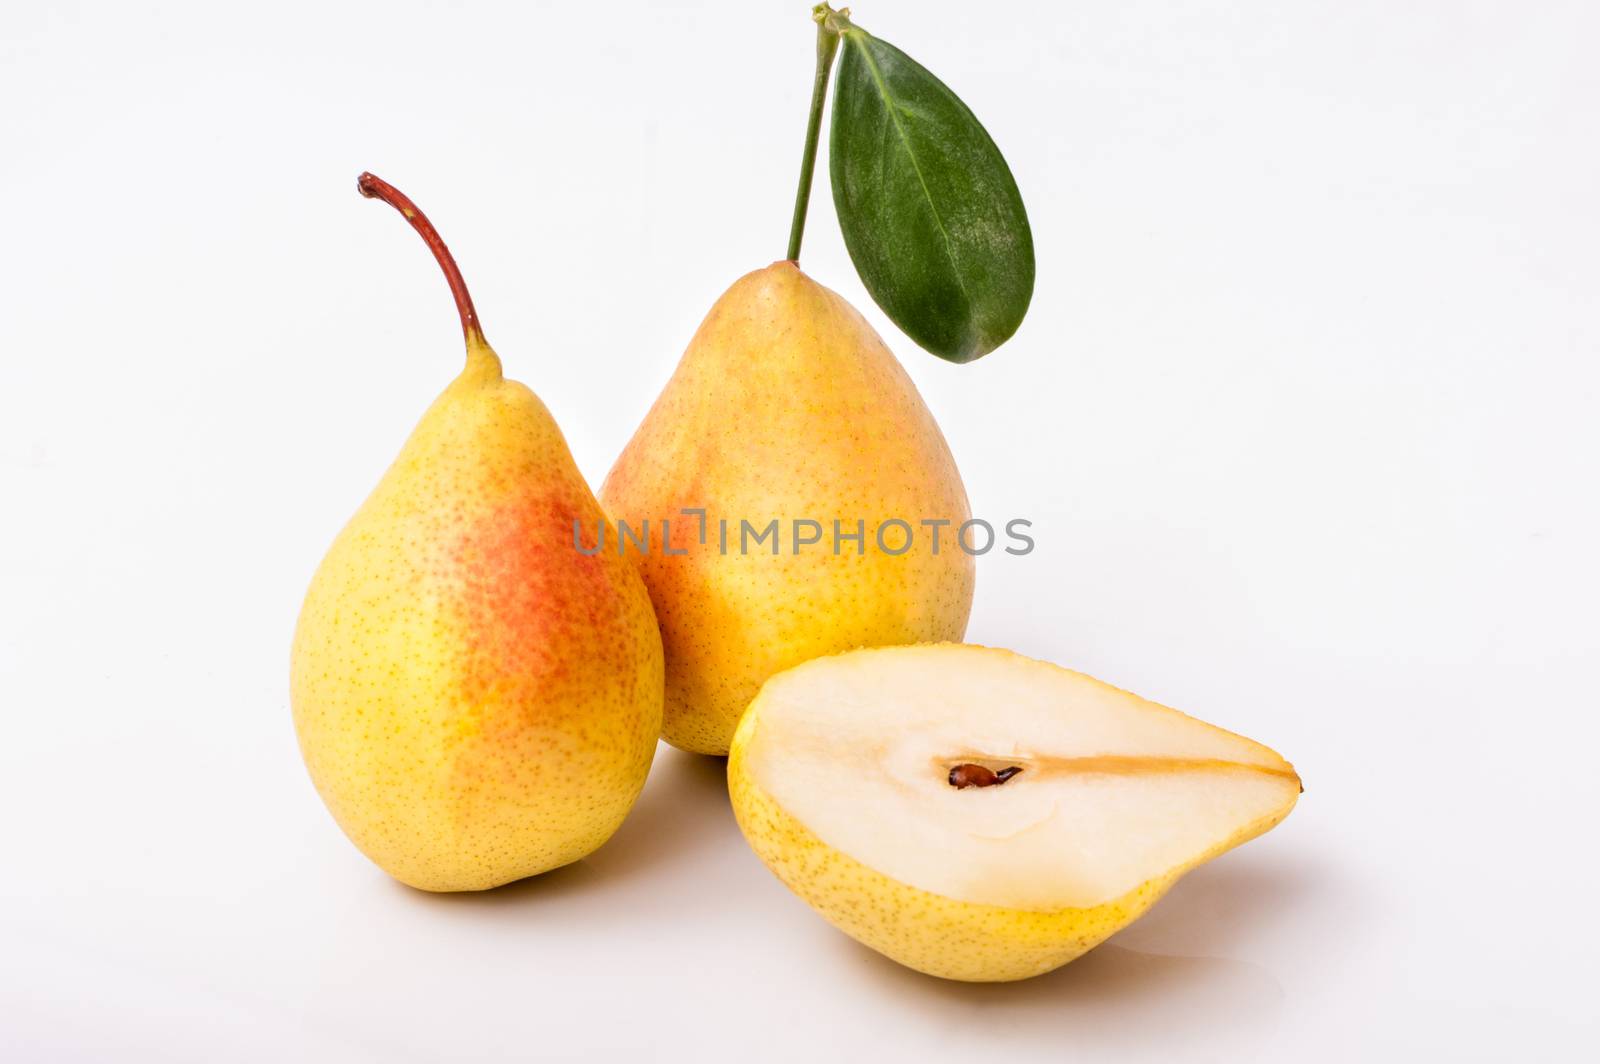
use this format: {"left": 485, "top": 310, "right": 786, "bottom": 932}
{"left": 601, "top": 262, "right": 973, "bottom": 755}
{"left": 291, "top": 174, "right": 663, "bottom": 891}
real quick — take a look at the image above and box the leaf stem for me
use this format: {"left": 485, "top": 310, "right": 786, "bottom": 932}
{"left": 785, "top": 5, "right": 846, "bottom": 263}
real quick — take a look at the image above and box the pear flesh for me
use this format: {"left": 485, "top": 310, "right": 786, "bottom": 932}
{"left": 291, "top": 175, "right": 664, "bottom": 892}
{"left": 729, "top": 644, "right": 1300, "bottom": 981}
{"left": 602, "top": 262, "right": 974, "bottom": 755}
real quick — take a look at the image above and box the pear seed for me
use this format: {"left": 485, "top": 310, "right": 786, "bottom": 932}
{"left": 948, "top": 763, "right": 1023, "bottom": 789}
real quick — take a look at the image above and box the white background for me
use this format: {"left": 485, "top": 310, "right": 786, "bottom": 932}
{"left": 3, "top": 0, "right": 1597, "bottom": 1059}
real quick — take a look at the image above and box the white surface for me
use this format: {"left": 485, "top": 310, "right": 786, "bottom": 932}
{"left": 2, "top": 0, "right": 1597, "bottom": 1059}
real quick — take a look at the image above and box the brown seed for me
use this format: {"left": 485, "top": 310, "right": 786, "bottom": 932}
{"left": 948, "top": 763, "right": 1023, "bottom": 788}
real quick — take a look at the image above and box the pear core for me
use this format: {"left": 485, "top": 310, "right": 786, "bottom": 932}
{"left": 740, "top": 645, "right": 1300, "bottom": 912}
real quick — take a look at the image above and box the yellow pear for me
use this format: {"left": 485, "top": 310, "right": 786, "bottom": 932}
{"left": 290, "top": 174, "right": 664, "bottom": 892}
{"left": 601, "top": 263, "right": 973, "bottom": 754}
{"left": 728, "top": 644, "right": 1301, "bottom": 981}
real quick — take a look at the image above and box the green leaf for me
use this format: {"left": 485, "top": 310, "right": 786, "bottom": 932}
{"left": 829, "top": 27, "right": 1034, "bottom": 363}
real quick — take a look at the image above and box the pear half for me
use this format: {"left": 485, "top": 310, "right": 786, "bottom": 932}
{"left": 728, "top": 644, "right": 1300, "bottom": 982}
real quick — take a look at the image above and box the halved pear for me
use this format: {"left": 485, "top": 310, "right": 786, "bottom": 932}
{"left": 727, "top": 644, "right": 1301, "bottom": 982}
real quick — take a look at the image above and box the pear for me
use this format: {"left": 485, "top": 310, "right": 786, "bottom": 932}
{"left": 601, "top": 263, "right": 973, "bottom": 755}
{"left": 290, "top": 173, "right": 664, "bottom": 892}
{"left": 728, "top": 644, "right": 1301, "bottom": 981}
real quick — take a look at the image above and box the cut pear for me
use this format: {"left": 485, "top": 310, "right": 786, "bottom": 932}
{"left": 728, "top": 644, "right": 1300, "bottom": 981}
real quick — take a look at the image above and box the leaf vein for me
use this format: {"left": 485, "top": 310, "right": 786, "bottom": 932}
{"left": 850, "top": 33, "right": 972, "bottom": 311}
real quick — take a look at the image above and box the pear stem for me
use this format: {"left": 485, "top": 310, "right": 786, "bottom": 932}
{"left": 785, "top": 6, "right": 845, "bottom": 264}
{"left": 357, "top": 172, "right": 487, "bottom": 348}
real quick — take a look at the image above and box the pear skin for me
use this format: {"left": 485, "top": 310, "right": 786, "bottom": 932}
{"left": 291, "top": 175, "right": 663, "bottom": 891}
{"left": 601, "top": 262, "right": 974, "bottom": 755}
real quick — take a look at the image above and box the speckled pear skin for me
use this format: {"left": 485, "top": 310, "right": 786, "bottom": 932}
{"left": 726, "top": 662, "right": 1297, "bottom": 982}
{"left": 600, "top": 262, "right": 974, "bottom": 755}
{"left": 291, "top": 344, "right": 664, "bottom": 892}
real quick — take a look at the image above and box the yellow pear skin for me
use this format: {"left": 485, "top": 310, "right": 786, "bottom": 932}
{"left": 601, "top": 262, "right": 974, "bottom": 755}
{"left": 291, "top": 174, "right": 663, "bottom": 892}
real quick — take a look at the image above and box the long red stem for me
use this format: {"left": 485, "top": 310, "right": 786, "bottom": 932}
{"left": 357, "top": 172, "right": 486, "bottom": 346}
